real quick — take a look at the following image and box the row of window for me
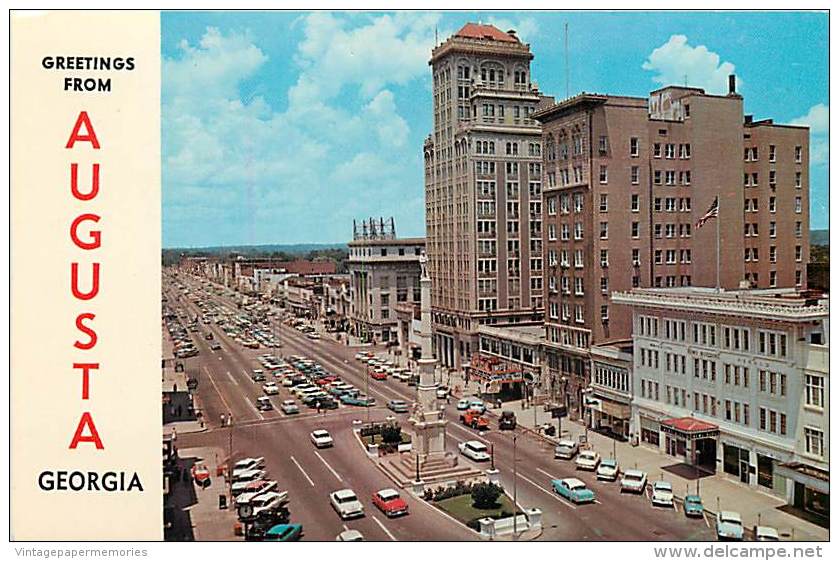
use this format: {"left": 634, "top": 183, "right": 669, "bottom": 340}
{"left": 638, "top": 317, "right": 790, "bottom": 358}
{"left": 744, "top": 171, "right": 803, "bottom": 188}
{"left": 744, "top": 144, "right": 804, "bottom": 163}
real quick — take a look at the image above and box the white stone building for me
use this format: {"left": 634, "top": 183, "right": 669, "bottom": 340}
{"left": 613, "top": 287, "right": 828, "bottom": 520}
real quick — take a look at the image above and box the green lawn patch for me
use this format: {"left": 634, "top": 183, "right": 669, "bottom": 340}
{"left": 434, "top": 493, "right": 517, "bottom": 530}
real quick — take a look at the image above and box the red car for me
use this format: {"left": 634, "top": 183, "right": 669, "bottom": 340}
{"left": 372, "top": 488, "right": 409, "bottom": 517}
{"left": 191, "top": 464, "right": 211, "bottom": 488}
{"left": 370, "top": 370, "right": 388, "bottom": 381}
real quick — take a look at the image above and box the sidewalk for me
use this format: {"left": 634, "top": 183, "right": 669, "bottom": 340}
{"left": 485, "top": 399, "right": 827, "bottom": 541}
{"left": 177, "top": 446, "right": 239, "bottom": 541}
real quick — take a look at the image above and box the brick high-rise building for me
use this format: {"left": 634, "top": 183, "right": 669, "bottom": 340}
{"left": 533, "top": 77, "right": 810, "bottom": 417}
{"left": 425, "top": 23, "right": 553, "bottom": 369}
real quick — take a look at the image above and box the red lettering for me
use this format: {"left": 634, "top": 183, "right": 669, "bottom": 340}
{"left": 74, "top": 313, "right": 97, "bottom": 350}
{"left": 70, "top": 163, "right": 100, "bottom": 200}
{"left": 69, "top": 412, "right": 104, "bottom": 449}
{"left": 65, "top": 111, "right": 100, "bottom": 149}
{"left": 71, "top": 262, "right": 100, "bottom": 300}
{"left": 70, "top": 214, "right": 101, "bottom": 250}
{"left": 72, "top": 363, "right": 99, "bottom": 400}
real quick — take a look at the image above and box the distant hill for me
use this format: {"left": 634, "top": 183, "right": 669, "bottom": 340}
{"left": 164, "top": 243, "right": 348, "bottom": 254}
{"left": 811, "top": 230, "right": 829, "bottom": 246}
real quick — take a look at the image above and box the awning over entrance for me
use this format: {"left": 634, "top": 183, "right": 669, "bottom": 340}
{"left": 661, "top": 417, "right": 719, "bottom": 440}
{"left": 600, "top": 400, "right": 630, "bottom": 419}
{"left": 776, "top": 462, "right": 830, "bottom": 495}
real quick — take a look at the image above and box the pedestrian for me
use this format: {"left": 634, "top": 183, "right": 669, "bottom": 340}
{"left": 220, "top": 413, "right": 226, "bottom": 426}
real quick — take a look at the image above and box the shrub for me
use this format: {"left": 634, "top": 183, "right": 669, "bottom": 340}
{"left": 380, "top": 424, "right": 402, "bottom": 444}
{"left": 471, "top": 482, "right": 503, "bottom": 509}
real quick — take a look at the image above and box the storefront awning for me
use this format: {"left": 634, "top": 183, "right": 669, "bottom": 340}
{"left": 600, "top": 399, "right": 630, "bottom": 419}
{"left": 661, "top": 417, "right": 719, "bottom": 439}
{"left": 776, "top": 462, "right": 830, "bottom": 495}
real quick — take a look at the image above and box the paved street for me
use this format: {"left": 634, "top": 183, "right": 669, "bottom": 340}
{"left": 166, "top": 274, "right": 723, "bottom": 541}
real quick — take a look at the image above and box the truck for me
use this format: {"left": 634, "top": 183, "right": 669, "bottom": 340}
{"left": 460, "top": 410, "right": 489, "bottom": 430}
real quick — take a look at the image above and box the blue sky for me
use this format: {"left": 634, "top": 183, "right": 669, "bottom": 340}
{"left": 162, "top": 11, "right": 828, "bottom": 248}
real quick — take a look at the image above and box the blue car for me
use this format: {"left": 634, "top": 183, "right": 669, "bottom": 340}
{"left": 684, "top": 494, "right": 704, "bottom": 517}
{"left": 341, "top": 394, "right": 375, "bottom": 407}
{"left": 551, "top": 478, "right": 596, "bottom": 504}
{"left": 264, "top": 523, "right": 303, "bottom": 541}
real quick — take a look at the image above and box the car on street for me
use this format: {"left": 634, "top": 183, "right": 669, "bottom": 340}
{"left": 551, "top": 477, "right": 596, "bottom": 504}
{"left": 264, "top": 523, "right": 303, "bottom": 542}
{"left": 575, "top": 450, "right": 601, "bottom": 471}
{"left": 263, "top": 382, "right": 279, "bottom": 395}
{"left": 554, "top": 439, "right": 579, "bottom": 460}
{"left": 235, "top": 480, "right": 279, "bottom": 505}
{"left": 306, "top": 332, "right": 321, "bottom": 341}
{"left": 683, "top": 494, "right": 704, "bottom": 517}
{"left": 280, "top": 400, "right": 299, "bottom": 415}
{"left": 209, "top": 341, "right": 222, "bottom": 350}
{"left": 313, "top": 397, "right": 339, "bottom": 410}
{"left": 251, "top": 369, "right": 266, "bottom": 382}
{"left": 754, "top": 526, "right": 780, "bottom": 541}
{"left": 499, "top": 411, "right": 517, "bottom": 430}
{"left": 191, "top": 464, "right": 211, "bottom": 488}
{"left": 715, "top": 511, "right": 744, "bottom": 541}
{"left": 370, "top": 370, "right": 388, "bottom": 381}
{"left": 330, "top": 489, "right": 365, "bottom": 520}
{"left": 456, "top": 398, "right": 471, "bottom": 410}
{"left": 436, "top": 387, "right": 449, "bottom": 399}
{"left": 460, "top": 410, "right": 489, "bottom": 430}
{"left": 596, "top": 459, "right": 619, "bottom": 481}
{"left": 341, "top": 394, "right": 375, "bottom": 407}
{"left": 372, "top": 488, "right": 409, "bottom": 517}
{"left": 651, "top": 481, "right": 674, "bottom": 507}
{"left": 310, "top": 429, "right": 334, "bottom": 448}
{"left": 249, "top": 491, "right": 290, "bottom": 518}
{"left": 468, "top": 399, "right": 486, "bottom": 414}
{"left": 256, "top": 396, "right": 273, "bottom": 411}
{"left": 387, "top": 399, "right": 409, "bottom": 413}
{"left": 620, "top": 469, "right": 648, "bottom": 494}
{"left": 458, "top": 440, "right": 490, "bottom": 462}
{"left": 336, "top": 529, "right": 364, "bottom": 541}
{"left": 231, "top": 469, "right": 267, "bottom": 489}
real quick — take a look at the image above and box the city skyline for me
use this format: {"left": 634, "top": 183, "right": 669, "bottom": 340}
{"left": 162, "top": 11, "right": 828, "bottom": 248}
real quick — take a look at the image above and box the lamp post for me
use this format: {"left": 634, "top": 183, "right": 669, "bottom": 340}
{"left": 695, "top": 448, "right": 701, "bottom": 494}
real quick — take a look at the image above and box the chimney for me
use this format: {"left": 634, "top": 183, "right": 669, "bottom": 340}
{"left": 728, "top": 74, "right": 736, "bottom": 95}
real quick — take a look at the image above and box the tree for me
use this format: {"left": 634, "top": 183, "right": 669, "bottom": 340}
{"left": 471, "top": 482, "right": 503, "bottom": 509}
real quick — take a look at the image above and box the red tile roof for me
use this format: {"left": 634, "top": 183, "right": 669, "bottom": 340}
{"left": 455, "top": 23, "right": 519, "bottom": 43}
{"left": 661, "top": 417, "right": 718, "bottom": 433}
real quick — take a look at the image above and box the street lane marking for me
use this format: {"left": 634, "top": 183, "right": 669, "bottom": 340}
{"left": 314, "top": 451, "right": 343, "bottom": 482}
{"left": 225, "top": 370, "right": 240, "bottom": 387}
{"left": 290, "top": 455, "right": 316, "bottom": 487}
{"left": 517, "top": 472, "right": 577, "bottom": 509}
{"left": 536, "top": 467, "right": 556, "bottom": 479}
{"left": 202, "top": 366, "right": 236, "bottom": 419}
{"left": 372, "top": 515, "right": 397, "bottom": 542}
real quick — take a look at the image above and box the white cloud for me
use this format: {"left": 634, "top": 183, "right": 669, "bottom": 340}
{"left": 485, "top": 16, "right": 539, "bottom": 41}
{"left": 791, "top": 103, "right": 828, "bottom": 134}
{"left": 642, "top": 35, "right": 736, "bottom": 94}
{"left": 163, "top": 17, "right": 432, "bottom": 246}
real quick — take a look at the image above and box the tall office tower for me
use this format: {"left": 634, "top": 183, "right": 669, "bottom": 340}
{"left": 533, "top": 77, "right": 810, "bottom": 417}
{"left": 425, "top": 23, "right": 552, "bottom": 369}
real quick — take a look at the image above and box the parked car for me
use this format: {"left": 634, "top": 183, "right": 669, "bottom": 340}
{"left": 251, "top": 369, "right": 266, "bottom": 382}
{"left": 341, "top": 394, "right": 375, "bottom": 407}
{"left": 551, "top": 478, "right": 596, "bottom": 504}
{"left": 209, "top": 341, "right": 222, "bottom": 350}
{"left": 264, "top": 523, "right": 303, "bottom": 542}
{"left": 191, "top": 464, "right": 211, "bottom": 488}
{"left": 310, "top": 429, "right": 334, "bottom": 448}
{"left": 456, "top": 399, "right": 471, "bottom": 410}
{"left": 280, "top": 400, "right": 299, "bottom": 415}
{"left": 372, "top": 488, "right": 409, "bottom": 517}
{"left": 249, "top": 491, "right": 289, "bottom": 518}
{"left": 715, "top": 511, "right": 745, "bottom": 541}
{"left": 499, "top": 411, "right": 517, "bottom": 430}
{"left": 575, "top": 450, "right": 601, "bottom": 471}
{"left": 236, "top": 480, "right": 279, "bottom": 505}
{"left": 458, "top": 440, "right": 490, "bottom": 462}
{"left": 232, "top": 457, "right": 265, "bottom": 475}
{"left": 370, "top": 370, "right": 388, "bottom": 381}
{"left": 256, "top": 396, "right": 273, "bottom": 411}
{"left": 651, "top": 481, "right": 674, "bottom": 507}
{"left": 468, "top": 399, "right": 486, "bottom": 414}
{"left": 263, "top": 382, "right": 279, "bottom": 395}
{"left": 330, "top": 489, "right": 365, "bottom": 519}
{"left": 596, "top": 459, "right": 619, "bottom": 481}
{"left": 620, "top": 469, "right": 648, "bottom": 494}
{"left": 683, "top": 494, "right": 704, "bottom": 517}
{"left": 554, "top": 439, "right": 579, "bottom": 460}
{"left": 754, "top": 526, "right": 780, "bottom": 541}
{"left": 387, "top": 400, "right": 409, "bottom": 413}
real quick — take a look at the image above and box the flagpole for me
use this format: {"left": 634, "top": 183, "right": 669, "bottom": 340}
{"left": 716, "top": 198, "right": 721, "bottom": 292}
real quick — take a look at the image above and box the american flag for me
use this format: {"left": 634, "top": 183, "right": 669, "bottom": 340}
{"left": 696, "top": 197, "right": 719, "bottom": 229}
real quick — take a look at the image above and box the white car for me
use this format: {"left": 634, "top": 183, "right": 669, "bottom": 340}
{"left": 596, "top": 459, "right": 619, "bottom": 481}
{"left": 310, "top": 429, "right": 334, "bottom": 448}
{"left": 231, "top": 470, "right": 267, "bottom": 492}
{"left": 330, "top": 489, "right": 365, "bottom": 519}
{"left": 554, "top": 439, "right": 579, "bottom": 460}
{"left": 232, "top": 457, "right": 265, "bottom": 475}
{"left": 458, "top": 440, "right": 490, "bottom": 462}
{"left": 262, "top": 382, "right": 279, "bottom": 395}
{"left": 336, "top": 529, "right": 364, "bottom": 541}
{"left": 250, "top": 491, "right": 289, "bottom": 518}
{"left": 650, "top": 481, "right": 674, "bottom": 507}
{"left": 456, "top": 398, "right": 471, "bottom": 410}
{"left": 280, "top": 400, "right": 299, "bottom": 415}
{"left": 620, "top": 469, "right": 648, "bottom": 494}
{"left": 575, "top": 450, "right": 601, "bottom": 471}
{"left": 235, "top": 481, "right": 279, "bottom": 505}
{"left": 468, "top": 399, "right": 486, "bottom": 414}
